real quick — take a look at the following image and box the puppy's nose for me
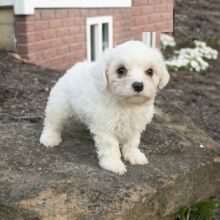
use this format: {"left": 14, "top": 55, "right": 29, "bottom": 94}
{"left": 132, "top": 82, "right": 144, "bottom": 93}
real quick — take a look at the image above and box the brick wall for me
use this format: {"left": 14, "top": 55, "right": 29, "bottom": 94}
{"left": 132, "top": 0, "right": 174, "bottom": 40}
{"left": 14, "top": 1, "right": 173, "bottom": 71}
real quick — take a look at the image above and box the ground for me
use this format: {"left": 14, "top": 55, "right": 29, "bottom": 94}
{"left": 1, "top": 40, "right": 220, "bottom": 143}
{"left": 0, "top": 52, "right": 60, "bottom": 124}
{"left": 175, "top": 0, "right": 220, "bottom": 37}
{"left": 0, "top": 38, "right": 220, "bottom": 218}
{"left": 164, "top": 38, "right": 220, "bottom": 143}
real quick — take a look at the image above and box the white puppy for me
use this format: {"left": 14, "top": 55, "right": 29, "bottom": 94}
{"left": 40, "top": 41, "right": 170, "bottom": 174}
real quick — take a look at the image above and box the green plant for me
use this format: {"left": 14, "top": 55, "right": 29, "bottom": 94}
{"left": 176, "top": 199, "right": 219, "bottom": 220}
{"left": 161, "top": 35, "right": 219, "bottom": 72}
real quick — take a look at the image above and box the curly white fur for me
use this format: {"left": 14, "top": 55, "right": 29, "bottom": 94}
{"left": 40, "top": 41, "right": 170, "bottom": 174}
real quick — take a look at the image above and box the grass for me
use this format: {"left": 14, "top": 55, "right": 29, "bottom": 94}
{"left": 175, "top": 199, "right": 219, "bottom": 220}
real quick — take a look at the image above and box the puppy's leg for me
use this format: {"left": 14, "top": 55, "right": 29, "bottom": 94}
{"left": 40, "top": 94, "right": 71, "bottom": 148}
{"left": 122, "top": 132, "right": 148, "bottom": 165}
{"left": 94, "top": 131, "right": 127, "bottom": 175}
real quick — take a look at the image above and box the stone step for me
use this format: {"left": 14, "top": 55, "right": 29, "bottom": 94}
{"left": 0, "top": 100, "right": 220, "bottom": 220}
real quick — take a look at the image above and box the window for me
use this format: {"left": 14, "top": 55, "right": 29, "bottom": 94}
{"left": 87, "top": 16, "right": 113, "bottom": 62}
{"left": 142, "top": 32, "right": 156, "bottom": 48}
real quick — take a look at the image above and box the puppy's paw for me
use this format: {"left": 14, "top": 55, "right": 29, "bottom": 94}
{"left": 123, "top": 149, "right": 148, "bottom": 165}
{"left": 99, "top": 156, "right": 127, "bottom": 175}
{"left": 40, "top": 130, "right": 62, "bottom": 148}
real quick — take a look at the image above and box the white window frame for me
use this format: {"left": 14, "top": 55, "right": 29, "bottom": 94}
{"left": 142, "top": 32, "right": 156, "bottom": 48}
{"left": 0, "top": 0, "right": 131, "bottom": 15}
{"left": 86, "top": 16, "right": 113, "bottom": 62}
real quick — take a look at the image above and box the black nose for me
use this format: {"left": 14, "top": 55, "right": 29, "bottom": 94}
{"left": 132, "top": 82, "right": 144, "bottom": 93}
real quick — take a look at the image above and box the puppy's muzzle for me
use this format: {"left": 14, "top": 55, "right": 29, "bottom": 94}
{"left": 132, "top": 82, "right": 144, "bottom": 93}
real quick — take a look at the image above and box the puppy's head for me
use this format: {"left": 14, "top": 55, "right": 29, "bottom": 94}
{"left": 92, "top": 41, "right": 170, "bottom": 104}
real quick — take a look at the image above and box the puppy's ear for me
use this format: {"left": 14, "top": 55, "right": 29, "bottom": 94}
{"left": 91, "top": 49, "right": 111, "bottom": 90}
{"left": 153, "top": 48, "right": 170, "bottom": 89}
{"left": 158, "top": 64, "right": 170, "bottom": 89}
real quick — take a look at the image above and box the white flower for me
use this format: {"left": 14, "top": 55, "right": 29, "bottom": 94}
{"left": 160, "top": 34, "right": 176, "bottom": 49}
{"left": 165, "top": 40, "right": 218, "bottom": 72}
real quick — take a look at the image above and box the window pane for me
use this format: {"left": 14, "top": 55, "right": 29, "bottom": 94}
{"left": 142, "top": 32, "right": 155, "bottom": 48}
{"left": 102, "top": 23, "right": 109, "bottom": 51}
{"left": 90, "top": 25, "right": 96, "bottom": 61}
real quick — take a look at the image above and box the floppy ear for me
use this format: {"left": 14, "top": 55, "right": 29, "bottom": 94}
{"left": 159, "top": 65, "right": 170, "bottom": 89}
{"left": 153, "top": 48, "right": 170, "bottom": 89}
{"left": 91, "top": 49, "right": 111, "bottom": 90}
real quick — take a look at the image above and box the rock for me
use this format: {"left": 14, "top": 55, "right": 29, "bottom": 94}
{"left": 0, "top": 99, "right": 220, "bottom": 220}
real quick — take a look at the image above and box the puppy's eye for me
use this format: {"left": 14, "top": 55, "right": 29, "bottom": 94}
{"left": 116, "top": 66, "right": 127, "bottom": 77}
{"left": 145, "top": 68, "right": 153, "bottom": 77}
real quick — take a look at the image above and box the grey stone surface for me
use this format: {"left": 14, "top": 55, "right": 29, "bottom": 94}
{"left": 0, "top": 99, "right": 220, "bottom": 220}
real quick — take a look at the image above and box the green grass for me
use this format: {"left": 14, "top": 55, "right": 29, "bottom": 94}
{"left": 175, "top": 199, "right": 219, "bottom": 220}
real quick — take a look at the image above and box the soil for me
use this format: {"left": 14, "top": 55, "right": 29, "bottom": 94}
{"left": 0, "top": 38, "right": 220, "bottom": 218}
{"left": 164, "top": 39, "right": 220, "bottom": 143}
{"left": 0, "top": 51, "right": 61, "bottom": 123}
{"left": 175, "top": 0, "right": 220, "bottom": 37}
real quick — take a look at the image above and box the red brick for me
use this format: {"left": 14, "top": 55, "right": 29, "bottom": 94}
{"left": 15, "top": 22, "right": 35, "bottom": 33}
{"left": 62, "top": 53, "right": 75, "bottom": 64}
{"left": 156, "top": 32, "right": 161, "bottom": 48}
{"left": 42, "top": 30, "right": 57, "bottom": 39}
{"left": 31, "top": 32, "right": 43, "bottom": 41}
{"left": 16, "top": 34, "right": 28, "bottom": 43}
{"left": 166, "top": 20, "right": 173, "bottom": 32}
{"left": 69, "top": 42, "right": 85, "bottom": 52}
{"left": 34, "top": 11, "right": 41, "bottom": 20}
{"left": 15, "top": 15, "right": 35, "bottom": 22}
{"left": 73, "top": 34, "right": 84, "bottom": 42}
{"left": 16, "top": 32, "right": 43, "bottom": 43}
{"left": 133, "top": 0, "right": 148, "bottom": 6}
{"left": 161, "top": 0, "right": 173, "bottom": 3}
{"left": 28, "top": 51, "right": 45, "bottom": 62}
{"left": 148, "top": 14, "right": 162, "bottom": 23}
{"left": 74, "top": 50, "right": 85, "bottom": 60}
{"left": 50, "top": 39, "right": 63, "bottom": 48}
{"left": 63, "top": 36, "right": 75, "bottom": 45}
{"left": 142, "top": 5, "right": 154, "bottom": 14}
{"left": 132, "top": 7, "right": 142, "bottom": 16}
{"left": 49, "top": 20, "right": 62, "bottom": 29}
{"left": 44, "top": 48, "right": 57, "bottom": 58}
{"left": 62, "top": 18, "right": 75, "bottom": 27}
{"left": 46, "top": 57, "right": 64, "bottom": 68}
{"left": 134, "top": 16, "right": 148, "bottom": 26}
{"left": 132, "top": 32, "right": 142, "bottom": 41}
{"left": 57, "top": 46, "right": 70, "bottom": 55}
{"left": 55, "top": 10, "right": 69, "bottom": 18}
{"left": 68, "top": 9, "right": 81, "bottom": 17}
{"left": 15, "top": 16, "right": 26, "bottom": 22}
{"left": 167, "top": 3, "right": 174, "bottom": 11}
{"left": 148, "top": 0, "right": 161, "bottom": 4}
{"left": 34, "top": 21, "right": 49, "bottom": 31}
{"left": 154, "top": 4, "right": 168, "bottom": 13}
{"left": 162, "top": 12, "right": 173, "bottom": 20}
{"left": 17, "top": 44, "right": 29, "bottom": 54}
{"left": 41, "top": 10, "right": 56, "bottom": 20}
{"left": 28, "top": 41, "right": 51, "bottom": 52}
{"left": 74, "top": 17, "right": 84, "bottom": 26}
{"left": 154, "top": 22, "right": 168, "bottom": 31}
{"left": 56, "top": 28, "right": 69, "bottom": 37}
{"left": 69, "top": 27, "right": 80, "bottom": 35}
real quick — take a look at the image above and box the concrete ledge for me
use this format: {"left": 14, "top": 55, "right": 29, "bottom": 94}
{"left": 0, "top": 8, "right": 14, "bottom": 50}
{"left": 0, "top": 99, "right": 220, "bottom": 219}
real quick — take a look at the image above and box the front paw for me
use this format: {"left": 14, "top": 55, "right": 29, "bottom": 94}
{"left": 99, "top": 156, "right": 127, "bottom": 175}
{"left": 40, "top": 130, "right": 62, "bottom": 148}
{"left": 123, "top": 149, "right": 148, "bottom": 165}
